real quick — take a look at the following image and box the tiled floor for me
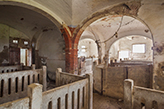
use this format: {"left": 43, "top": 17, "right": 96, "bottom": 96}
{"left": 93, "top": 93, "right": 124, "bottom": 109}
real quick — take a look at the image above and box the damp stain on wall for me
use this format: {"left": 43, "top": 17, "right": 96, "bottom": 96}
{"left": 0, "top": 46, "right": 9, "bottom": 65}
{"left": 154, "top": 62, "right": 164, "bottom": 90}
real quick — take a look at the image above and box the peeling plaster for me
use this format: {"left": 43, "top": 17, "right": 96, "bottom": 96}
{"left": 154, "top": 62, "right": 164, "bottom": 90}
{"left": 153, "top": 42, "right": 164, "bottom": 55}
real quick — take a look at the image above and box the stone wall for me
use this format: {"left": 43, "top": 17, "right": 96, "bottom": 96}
{"left": 109, "top": 36, "right": 153, "bottom": 61}
{"left": 37, "top": 29, "right": 65, "bottom": 80}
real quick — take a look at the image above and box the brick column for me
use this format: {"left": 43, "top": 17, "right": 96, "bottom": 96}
{"left": 61, "top": 27, "right": 72, "bottom": 73}
{"left": 61, "top": 26, "right": 79, "bottom": 74}
{"left": 65, "top": 48, "right": 71, "bottom": 72}
{"left": 70, "top": 48, "right": 78, "bottom": 74}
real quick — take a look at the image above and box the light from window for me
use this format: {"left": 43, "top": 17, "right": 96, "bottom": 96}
{"left": 133, "top": 44, "right": 145, "bottom": 53}
{"left": 24, "top": 41, "right": 28, "bottom": 45}
{"left": 81, "top": 49, "right": 86, "bottom": 52}
{"left": 13, "top": 40, "right": 18, "bottom": 44}
{"left": 81, "top": 46, "right": 86, "bottom": 48}
{"left": 119, "top": 51, "right": 129, "bottom": 60}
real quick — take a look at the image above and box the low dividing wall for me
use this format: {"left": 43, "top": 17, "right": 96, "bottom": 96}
{"left": 0, "top": 69, "right": 93, "bottom": 109}
{"left": 0, "top": 64, "right": 34, "bottom": 74}
{"left": 93, "top": 64, "right": 153, "bottom": 99}
{"left": 124, "top": 79, "right": 164, "bottom": 109}
{"left": 0, "top": 97, "right": 29, "bottom": 109}
{"left": 0, "top": 65, "right": 23, "bottom": 73}
{"left": 0, "top": 66, "right": 46, "bottom": 104}
{"left": 56, "top": 68, "right": 86, "bottom": 87}
{"left": 55, "top": 68, "right": 93, "bottom": 109}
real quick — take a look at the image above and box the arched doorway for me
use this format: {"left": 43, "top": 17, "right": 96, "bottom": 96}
{"left": 109, "top": 35, "right": 153, "bottom": 62}
{"left": 78, "top": 38, "right": 98, "bottom": 75}
{"left": 77, "top": 14, "right": 153, "bottom": 99}
{"left": 0, "top": 4, "right": 65, "bottom": 81}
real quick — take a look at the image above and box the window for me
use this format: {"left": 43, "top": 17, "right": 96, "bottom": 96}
{"left": 81, "top": 46, "right": 86, "bottom": 48}
{"left": 24, "top": 41, "right": 28, "bottom": 45}
{"left": 132, "top": 44, "right": 145, "bottom": 53}
{"left": 13, "top": 40, "right": 18, "bottom": 44}
{"left": 81, "top": 46, "right": 86, "bottom": 52}
{"left": 81, "top": 49, "right": 86, "bottom": 52}
{"left": 119, "top": 51, "right": 129, "bottom": 60}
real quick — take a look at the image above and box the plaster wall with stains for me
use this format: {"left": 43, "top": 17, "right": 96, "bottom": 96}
{"left": 75, "top": 0, "right": 164, "bottom": 90}
{"left": 49, "top": 0, "right": 164, "bottom": 90}
{"left": 37, "top": 28, "right": 65, "bottom": 80}
{"left": 1, "top": 0, "right": 164, "bottom": 90}
{"left": 109, "top": 36, "right": 153, "bottom": 61}
{"left": 78, "top": 38, "right": 98, "bottom": 58}
{"left": 0, "top": 24, "right": 29, "bottom": 65}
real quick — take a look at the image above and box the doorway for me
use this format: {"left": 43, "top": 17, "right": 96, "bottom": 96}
{"left": 20, "top": 48, "right": 31, "bottom": 66}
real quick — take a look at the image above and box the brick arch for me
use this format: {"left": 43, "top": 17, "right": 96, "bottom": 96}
{"left": 60, "top": 26, "right": 73, "bottom": 72}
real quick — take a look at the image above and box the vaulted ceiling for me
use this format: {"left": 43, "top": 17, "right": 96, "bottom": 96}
{"left": 0, "top": 5, "right": 57, "bottom": 40}
{"left": 81, "top": 15, "right": 152, "bottom": 45}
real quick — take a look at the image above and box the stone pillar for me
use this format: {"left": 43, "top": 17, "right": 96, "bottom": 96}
{"left": 104, "top": 54, "right": 109, "bottom": 68}
{"left": 28, "top": 83, "right": 42, "bottom": 109}
{"left": 124, "top": 79, "right": 134, "bottom": 109}
{"left": 56, "top": 68, "right": 62, "bottom": 87}
{"left": 92, "top": 60, "right": 98, "bottom": 72}
{"left": 42, "top": 66, "right": 47, "bottom": 91}
{"left": 32, "top": 64, "right": 35, "bottom": 70}
{"left": 86, "top": 73, "right": 93, "bottom": 109}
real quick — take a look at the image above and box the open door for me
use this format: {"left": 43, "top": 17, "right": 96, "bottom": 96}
{"left": 20, "top": 48, "right": 31, "bottom": 66}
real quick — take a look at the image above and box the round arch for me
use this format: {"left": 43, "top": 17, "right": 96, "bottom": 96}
{"left": 108, "top": 35, "right": 153, "bottom": 62}
{"left": 78, "top": 38, "right": 98, "bottom": 58}
{"left": 106, "top": 33, "right": 152, "bottom": 54}
{"left": 72, "top": 1, "right": 154, "bottom": 49}
{"left": 0, "top": 0, "right": 72, "bottom": 61}
{"left": 0, "top": 1, "right": 64, "bottom": 29}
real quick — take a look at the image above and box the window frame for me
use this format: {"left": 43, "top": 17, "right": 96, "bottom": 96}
{"left": 132, "top": 43, "right": 146, "bottom": 54}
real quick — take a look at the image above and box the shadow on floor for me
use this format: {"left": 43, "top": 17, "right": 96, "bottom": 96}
{"left": 93, "top": 92, "right": 124, "bottom": 109}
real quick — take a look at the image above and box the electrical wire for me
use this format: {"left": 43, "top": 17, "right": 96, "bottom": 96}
{"left": 103, "top": 15, "right": 124, "bottom": 43}
{"left": 89, "top": 16, "right": 124, "bottom": 44}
